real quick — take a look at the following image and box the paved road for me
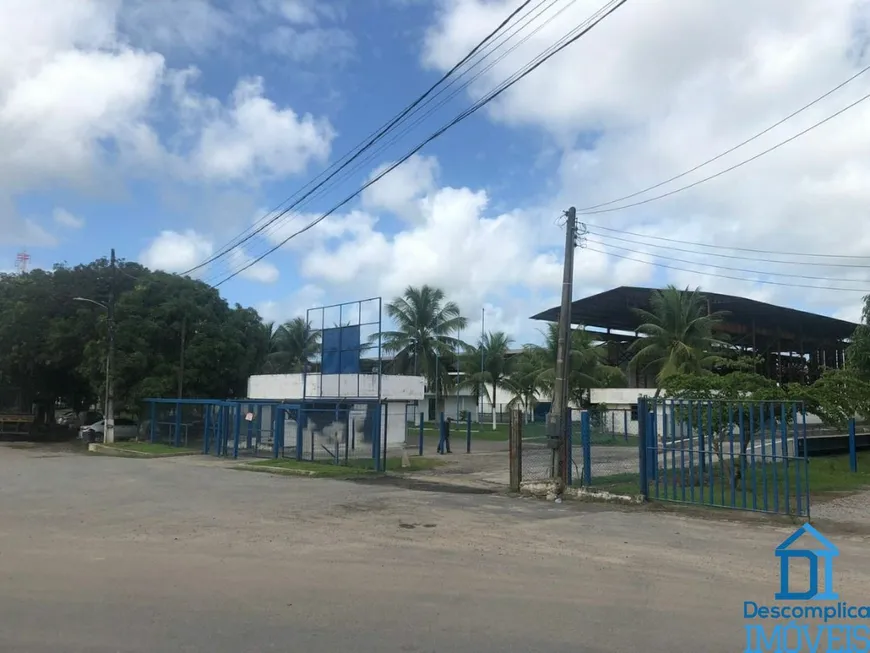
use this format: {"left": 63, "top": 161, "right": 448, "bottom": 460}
{"left": 1, "top": 443, "right": 869, "bottom": 652}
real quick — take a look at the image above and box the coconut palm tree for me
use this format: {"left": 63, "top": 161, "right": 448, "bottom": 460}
{"left": 378, "top": 286, "right": 467, "bottom": 409}
{"left": 505, "top": 346, "right": 545, "bottom": 422}
{"left": 459, "top": 331, "right": 514, "bottom": 429}
{"left": 627, "top": 285, "right": 729, "bottom": 394}
{"left": 526, "top": 323, "right": 625, "bottom": 407}
{"left": 261, "top": 317, "right": 321, "bottom": 374}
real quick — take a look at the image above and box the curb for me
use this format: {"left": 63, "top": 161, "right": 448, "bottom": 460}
{"left": 88, "top": 443, "right": 201, "bottom": 459}
{"left": 519, "top": 480, "right": 644, "bottom": 505}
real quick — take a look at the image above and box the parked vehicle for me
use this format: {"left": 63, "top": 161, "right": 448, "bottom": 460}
{"left": 79, "top": 418, "right": 138, "bottom": 443}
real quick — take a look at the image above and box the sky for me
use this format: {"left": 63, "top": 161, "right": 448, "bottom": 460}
{"left": 2, "top": 0, "right": 870, "bottom": 346}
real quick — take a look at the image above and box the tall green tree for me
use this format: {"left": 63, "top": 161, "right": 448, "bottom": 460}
{"left": 504, "top": 346, "right": 544, "bottom": 422}
{"left": 627, "top": 285, "right": 729, "bottom": 395}
{"left": 527, "top": 323, "right": 625, "bottom": 408}
{"left": 379, "top": 285, "right": 468, "bottom": 408}
{"left": 459, "top": 331, "right": 514, "bottom": 429}
{"left": 847, "top": 294, "right": 870, "bottom": 380}
{"left": 262, "top": 317, "right": 321, "bottom": 373}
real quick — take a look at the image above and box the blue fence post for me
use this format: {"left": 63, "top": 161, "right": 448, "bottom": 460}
{"left": 647, "top": 410, "right": 658, "bottom": 483}
{"left": 418, "top": 411, "right": 424, "bottom": 456}
{"left": 215, "top": 406, "right": 224, "bottom": 455}
{"left": 173, "top": 400, "right": 182, "bottom": 448}
{"left": 581, "top": 410, "right": 592, "bottom": 486}
{"left": 372, "top": 404, "right": 382, "bottom": 470}
{"left": 623, "top": 410, "right": 629, "bottom": 442}
{"left": 296, "top": 408, "right": 304, "bottom": 462}
{"left": 202, "top": 405, "right": 211, "bottom": 455}
{"left": 437, "top": 411, "right": 446, "bottom": 454}
{"left": 149, "top": 401, "right": 156, "bottom": 444}
{"left": 849, "top": 418, "right": 858, "bottom": 473}
{"left": 272, "top": 408, "right": 282, "bottom": 459}
{"left": 466, "top": 411, "right": 472, "bottom": 453}
{"left": 637, "top": 397, "right": 649, "bottom": 499}
{"left": 246, "top": 403, "right": 254, "bottom": 450}
{"left": 233, "top": 404, "right": 242, "bottom": 460}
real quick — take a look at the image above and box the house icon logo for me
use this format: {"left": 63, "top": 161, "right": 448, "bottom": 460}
{"left": 774, "top": 523, "right": 839, "bottom": 601}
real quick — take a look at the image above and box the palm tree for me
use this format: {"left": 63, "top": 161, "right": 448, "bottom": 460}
{"left": 527, "top": 323, "right": 625, "bottom": 407}
{"left": 261, "top": 317, "right": 321, "bottom": 374}
{"left": 459, "top": 331, "right": 514, "bottom": 429}
{"left": 378, "top": 285, "right": 467, "bottom": 409}
{"left": 506, "top": 346, "right": 545, "bottom": 422}
{"left": 627, "top": 285, "right": 729, "bottom": 394}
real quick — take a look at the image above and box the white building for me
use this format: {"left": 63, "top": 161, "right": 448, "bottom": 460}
{"left": 247, "top": 373, "right": 424, "bottom": 451}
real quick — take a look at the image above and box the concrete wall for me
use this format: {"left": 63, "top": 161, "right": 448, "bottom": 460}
{"left": 246, "top": 374, "right": 419, "bottom": 449}
{"left": 248, "top": 373, "right": 424, "bottom": 402}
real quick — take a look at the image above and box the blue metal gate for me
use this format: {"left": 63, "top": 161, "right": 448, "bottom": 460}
{"left": 638, "top": 398, "right": 810, "bottom": 517}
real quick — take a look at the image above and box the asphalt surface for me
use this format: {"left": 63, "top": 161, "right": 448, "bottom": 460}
{"left": 1, "top": 443, "right": 869, "bottom": 652}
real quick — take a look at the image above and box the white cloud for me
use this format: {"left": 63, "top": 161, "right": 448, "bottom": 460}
{"left": 361, "top": 154, "right": 440, "bottom": 223}
{"left": 422, "top": 0, "right": 870, "bottom": 322}
{"left": 257, "top": 283, "right": 325, "bottom": 324}
{"left": 139, "top": 229, "right": 213, "bottom": 273}
{"left": 261, "top": 26, "right": 355, "bottom": 63}
{"left": 174, "top": 75, "right": 335, "bottom": 183}
{"left": 52, "top": 208, "right": 84, "bottom": 229}
{"left": 227, "top": 248, "right": 281, "bottom": 284}
{"left": 119, "top": 0, "right": 235, "bottom": 54}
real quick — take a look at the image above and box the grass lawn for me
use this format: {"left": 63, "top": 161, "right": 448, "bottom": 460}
{"left": 247, "top": 455, "right": 445, "bottom": 478}
{"left": 100, "top": 442, "right": 198, "bottom": 456}
{"left": 584, "top": 451, "right": 870, "bottom": 514}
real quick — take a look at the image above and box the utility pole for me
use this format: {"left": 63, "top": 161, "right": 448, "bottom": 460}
{"left": 177, "top": 315, "right": 187, "bottom": 399}
{"left": 549, "top": 208, "right": 578, "bottom": 494}
{"left": 105, "top": 248, "right": 116, "bottom": 444}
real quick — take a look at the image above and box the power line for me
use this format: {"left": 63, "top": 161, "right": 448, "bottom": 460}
{"left": 587, "top": 229, "right": 870, "bottom": 268}
{"left": 577, "top": 89, "right": 870, "bottom": 216}
{"left": 184, "top": 0, "right": 539, "bottom": 277}
{"left": 584, "top": 245, "right": 868, "bottom": 293}
{"left": 203, "top": 0, "right": 578, "bottom": 282}
{"left": 587, "top": 237, "right": 870, "bottom": 282}
{"left": 577, "top": 63, "right": 870, "bottom": 212}
{"left": 200, "top": 0, "right": 577, "bottom": 286}
{"left": 214, "top": 0, "right": 628, "bottom": 287}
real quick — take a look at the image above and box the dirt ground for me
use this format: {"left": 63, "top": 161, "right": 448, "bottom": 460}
{"left": 1, "top": 443, "right": 869, "bottom": 652}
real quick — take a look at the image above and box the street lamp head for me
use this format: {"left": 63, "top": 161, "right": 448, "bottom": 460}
{"left": 73, "top": 296, "right": 108, "bottom": 310}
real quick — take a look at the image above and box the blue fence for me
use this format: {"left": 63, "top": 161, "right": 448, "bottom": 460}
{"left": 144, "top": 398, "right": 391, "bottom": 471}
{"left": 637, "top": 398, "right": 811, "bottom": 517}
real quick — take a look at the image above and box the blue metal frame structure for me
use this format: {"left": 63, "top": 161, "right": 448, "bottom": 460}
{"left": 304, "top": 297, "right": 383, "bottom": 401}
{"left": 143, "top": 396, "right": 390, "bottom": 471}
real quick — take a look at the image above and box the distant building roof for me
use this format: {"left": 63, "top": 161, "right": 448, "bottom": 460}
{"left": 530, "top": 286, "right": 857, "bottom": 349}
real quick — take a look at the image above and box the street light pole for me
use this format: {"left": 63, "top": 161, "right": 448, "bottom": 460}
{"left": 73, "top": 248, "right": 116, "bottom": 444}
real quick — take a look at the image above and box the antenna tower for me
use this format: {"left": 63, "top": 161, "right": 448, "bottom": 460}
{"left": 15, "top": 250, "right": 30, "bottom": 274}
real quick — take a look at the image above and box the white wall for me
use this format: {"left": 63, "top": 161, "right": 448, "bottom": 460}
{"left": 248, "top": 373, "right": 424, "bottom": 401}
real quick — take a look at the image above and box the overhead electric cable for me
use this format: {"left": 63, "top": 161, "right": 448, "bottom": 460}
{"left": 213, "top": 0, "right": 628, "bottom": 287}
{"left": 587, "top": 224, "right": 870, "bottom": 260}
{"left": 183, "top": 0, "right": 538, "bottom": 276}
{"left": 576, "top": 63, "right": 870, "bottom": 212}
{"left": 588, "top": 230, "right": 870, "bottom": 268}
{"left": 586, "top": 238, "right": 870, "bottom": 282}
{"left": 207, "top": 0, "right": 579, "bottom": 274}
{"left": 576, "top": 90, "right": 870, "bottom": 215}
{"left": 584, "top": 245, "right": 868, "bottom": 293}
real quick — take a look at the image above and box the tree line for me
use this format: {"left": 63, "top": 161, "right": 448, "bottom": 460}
{"left": 1, "top": 257, "right": 868, "bottom": 428}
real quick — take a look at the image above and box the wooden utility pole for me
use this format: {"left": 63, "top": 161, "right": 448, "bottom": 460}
{"left": 548, "top": 208, "right": 577, "bottom": 493}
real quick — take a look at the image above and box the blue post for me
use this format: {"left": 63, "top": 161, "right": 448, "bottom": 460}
{"left": 581, "top": 410, "right": 591, "bottom": 486}
{"left": 566, "top": 410, "right": 573, "bottom": 485}
{"left": 637, "top": 398, "right": 649, "bottom": 498}
{"left": 216, "top": 406, "right": 224, "bottom": 456}
{"left": 173, "top": 401, "right": 182, "bottom": 448}
{"left": 203, "top": 405, "right": 211, "bottom": 455}
{"left": 418, "top": 412, "right": 424, "bottom": 456}
{"left": 849, "top": 418, "right": 858, "bottom": 473}
{"left": 296, "top": 408, "right": 304, "bottom": 462}
{"left": 272, "top": 408, "right": 282, "bottom": 459}
{"left": 466, "top": 411, "right": 472, "bottom": 453}
{"left": 246, "top": 403, "right": 254, "bottom": 450}
{"left": 149, "top": 401, "right": 156, "bottom": 444}
{"left": 437, "top": 411, "right": 446, "bottom": 454}
{"left": 647, "top": 410, "right": 658, "bottom": 483}
{"left": 233, "top": 404, "right": 242, "bottom": 459}
{"left": 256, "top": 405, "right": 263, "bottom": 454}
{"left": 372, "top": 405, "right": 381, "bottom": 469}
